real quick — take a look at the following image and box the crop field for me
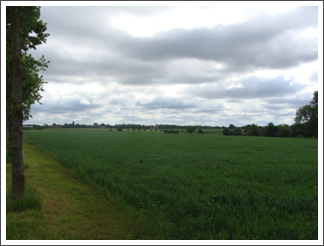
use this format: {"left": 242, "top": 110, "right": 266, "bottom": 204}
{"left": 23, "top": 130, "right": 318, "bottom": 240}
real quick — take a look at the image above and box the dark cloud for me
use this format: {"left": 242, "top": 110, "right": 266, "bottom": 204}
{"left": 109, "top": 98, "right": 126, "bottom": 106}
{"left": 113, "top": 7, "right": 317, "bottom": 70}
{"left": 136, "top": 96, "right": 196, "bottom": 110}
{"left": 191, "top": 108, "right": 224, "bottom": 114}
{"left": 263, "top": 92, "right": 314, "bottom": 110}
{"left": 184, "top": 76, "right": 306, "bottom": 99}
{"left": 31, "top": 98, "right": 101, "bottom": 115}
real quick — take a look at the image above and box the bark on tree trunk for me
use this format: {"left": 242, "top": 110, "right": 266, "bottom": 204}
{"left": 10, "top": 6, "right": 25, "bottom": 198}
{"left": 6, "top": 116, "right": 11, "bottom": 159}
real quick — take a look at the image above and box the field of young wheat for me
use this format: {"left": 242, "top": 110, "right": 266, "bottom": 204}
{"left": 23, "top": 129, "right": 318, "bottom": 239}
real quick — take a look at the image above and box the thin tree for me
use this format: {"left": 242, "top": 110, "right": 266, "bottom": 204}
{"left": 7, "top": 6, "right": 49, "bottom": 197}
{"left": 9, "top": 6, "right": 25, "bottom": 197}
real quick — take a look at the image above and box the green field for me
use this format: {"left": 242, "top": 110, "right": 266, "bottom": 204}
{"left": 40, "top": 127, "right": 224, "bottom": 133}
{"left": 22, "top": 129, "right": 318, "bottom": 239}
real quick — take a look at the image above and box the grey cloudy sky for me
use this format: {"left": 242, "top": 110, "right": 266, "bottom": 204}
{"left": 2, "top": 2, "right": 322, "bottom": 127}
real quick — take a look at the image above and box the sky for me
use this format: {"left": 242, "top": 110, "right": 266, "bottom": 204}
{"left": 2, "top": 2, "right": 323, "bottom": 127}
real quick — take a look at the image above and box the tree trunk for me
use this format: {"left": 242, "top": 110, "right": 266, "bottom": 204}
{"left": 10, "top": 6, "right": 25, "bottom": 197}
{"left": 6, "top": 115, "right": 11, "bottom": 161}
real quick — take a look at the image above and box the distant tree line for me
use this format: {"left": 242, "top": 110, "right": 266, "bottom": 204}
{"left": 223, "top": 122, "right": 310, "bottom": 138}
{"left": 223, "top": 127, "right": 243, "bottom": 136}
{"left": 164, "top": 130, "right": 180, "bottom": 134}
{"left": 222, "top": 91, "right": 318, "bottom": 138}
{"left": 26, "top": 91, "right": 317, "bottom": 138}
{"left": 29, "top": 123, "right": 231, "bottom": 130}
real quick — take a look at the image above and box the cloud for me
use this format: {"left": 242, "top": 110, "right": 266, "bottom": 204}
{"left": 31, "top": 98, "right": 101, "bottom": 115}
{"left": 33, "top": 6, "right": 317, "bottom": 89}
{"left": 183, "top": 76, "right": 306, "bottom": 100}
{"left": 136, "top": 96, "right": 196, "bottom": 110}
{"left": 111, "top": 7, "right": 317, "bottom": 68}
{"left": 263, "top": 91, "right": 315, "bottom": 110}
{"left": 309, "top": 71, "right": 318, "bottom": 83}
{"left": 16, "top": 5, "right": 319, "bottom": 127}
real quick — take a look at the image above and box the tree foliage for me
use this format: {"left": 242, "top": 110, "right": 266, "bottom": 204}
{"left": 262, "top": 123, "right": 293, "bottom": 138}
{"left": 276, "top": 125, "right": 293, "bottom": 137}
{"left": 6, "top": 6, "right": 50, "bottom": 121}
{"left": 263, "top": 123, "right": 278, "bottom": 137}
{"left": 246, "top": 124, "right": 260, "bottom": 136}
{"left": 232, "top": 127, "right": 243, "bottom": 135}
{"left": 186, "top": 126, "right": 196, "bottom": 134}
{"left": 294, "top": 91, "right": 318, "bottom": 137}
{"left": 222, "top": 129, "right": 230, "bottom": 135}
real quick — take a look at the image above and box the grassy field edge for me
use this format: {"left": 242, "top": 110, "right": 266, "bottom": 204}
{"left": 6, "top": 141, "right": 153, "bottom": 240}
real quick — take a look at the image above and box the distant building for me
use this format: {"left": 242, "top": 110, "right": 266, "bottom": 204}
{"left": 50, "top": 124, "right": 61, "bottom": 129}
{"left": 153, "top": 124, "right": 159, "bottom": 129}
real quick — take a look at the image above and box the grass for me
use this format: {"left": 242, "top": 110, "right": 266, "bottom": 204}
{"left": 6, "top": 142, "right": 148, "bottom": 240}
{"left": 6, "top": 182, "right": 42, "bottom": 213}
{"left": 16, "top": 129, "right": 319, "bottom": 239}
